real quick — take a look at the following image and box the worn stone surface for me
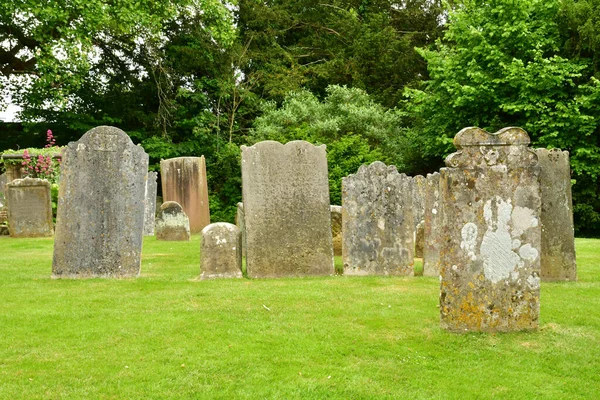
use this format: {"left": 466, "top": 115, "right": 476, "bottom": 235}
{"left": 331, "top": 205, "right": 343, "bottom": 257}
{"left": 535, "top": 148, "right": 577, "bottom": 281}
{"left": 235, "top": 202, "right": 246, "bottom": 259}
{"left": 160, "top": 157, "right": 210, "bottom": 234}
{"left": 4, "top": 164, "right": 23, "bottom": 183}
{"left": 155, "top": 201, "right": 190, "bottom": 241}
{"left": 423, "top": 172, "right": 442, "bottom": 277}
{"left": 200, "top": 222, "right": 243, "bottom": 280}
{"left": 6, "top": 177, "right": 54, "bottom": 237}
{"left": 143, "top": 171, "right": 158, "bottom": 236}
{"left": 412, "top": 175, "right": 426, "bottom": 228}
{"left": 415, "top": 221, "right": 424, "bottom": 259}
{"left": 52, "top": 126, "right": 148, "bottom": 278}
{"left": 342, "top": 161, "right": 414, "bottom": 276}
{"left": 241, "top": 140, "right": 334, "bottom": 278}
{"left": 0, "top": 173, "right": 7, "bottom": 207}
{"left": 440, "top": 127, "right": 541, "bottom": 333}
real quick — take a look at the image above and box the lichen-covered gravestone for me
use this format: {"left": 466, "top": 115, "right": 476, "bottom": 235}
{"left": 331, "top": 205, "right": 343, "bottom": 257}
{"left": 411, "top": 175, "right": 426, "bottom": 227}
{"left": 423, "top": 172, "right": 442, "bottom": 277}
{"left": 415, "top": 221, "right": 424, "bottom": 259}
{"left": 160, "top": 157, "right": 210, "bottom": 234}
{"left": 535, "top": 148, "right": 577, "bottom": 281}
{"left": 439, "top": 127, "right": 541, "bottom": 332}
{"left": 241, "top": 140, "right": 334, "bottom": 278}
{"left": 342, "top": 162, "right": 414, "bottom": 276}
{"left": 143, "top": 171, "right": 158, "bottom": 236}
{"left": 6, "top": 177, "right": 54, "bottom": 237}
{"left": 52, "top": 126, "right": 148, "bottom": 278}
{"left": 155, "top": 201, "right": 191, "bottom": 241}
{"left": 200, "top": 223, "right": 243, "bottom": 280}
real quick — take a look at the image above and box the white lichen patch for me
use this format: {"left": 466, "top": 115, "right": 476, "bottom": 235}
{"left": 511, "top": 206, "right": 538, "bottom": 236}
{"left": 460, "top": 222, "right": 478, "bottom": 261}
{"left": 519, "top": 243, "right": 539, "bottom": 261}
{"left": 378, "top": 218, "right": 386, "bottom": 230}
{"left": 527, "top": 274, "right": 541, "bottom": 290}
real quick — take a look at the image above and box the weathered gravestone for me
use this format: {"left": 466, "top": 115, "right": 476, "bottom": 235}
{"left": 143, "top": 171, "right": 158, "bottom": 236}
{"left": 200, "top": 222, "right": 243, "bottom": 280}
{"left": 535, "top": 148, "right": 577, "bottom": 281}
{"left": 241, "top": 140, "right": 334, "bottom": 278}
{"left": 412, "top": 175, "right": 426, "bottom": 227}
{"left": 5, "top": 177, "right": 54, "bottom": 237}
{"left": 52, "top": 126, "right": 148, "bottom": 278}
{"left": 235, "top": 202, "right": 246, "bottom": 259}
{"left": 160, "top": 157, "right": 210, "bottom": 234}
{"left": 423, "top": 172, "right": 442, "bottom": 277}
{"left": 415, "top": 221, "right": 424, "bottom": 259}
{"left": 440, "top": 127, "right": 541, "bottom": 332}
{"left": 0, "top": 173, "right": 7, "bottom": 207}
{"left": 342, "top": 162, "right": 414, "bottom": 276}
{"left": 155, "top": 201, "right": 191, "bottom": 241}
{"left": 331, "top": 205, "right": 343, "bottom": 257}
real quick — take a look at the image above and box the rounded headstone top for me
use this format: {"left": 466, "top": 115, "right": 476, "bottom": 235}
{"left": 454, "top": 127, "right": 530, "bottom": 149}
{"left": 241, "top": 140, "right": 326, "bottom": 152}
{"left": 79, "top": 126, "right": 133, "bottom": 145}
{"left": 7, "top": 177, "right": 51, "bottom": 187}
{"left": 160, "top": 201, "right": 185, "bottom": 215}
{"left": 201, "top": 222, "right": 240, "bottom": 236}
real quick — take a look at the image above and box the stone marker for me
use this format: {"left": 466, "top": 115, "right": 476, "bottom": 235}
{"left": 423, "top": 172, "right": 442, "bottom": 277}
{"left": 412, "top": 175, "right": 426, "bottom": 227}
{"left": 143, "top": 171, "right": 158, "bottom": 236}
{"left": 241, "top": 140, "right": 334, "bottom": 278}
{"left": 439, "top": 127, "right": 541, "bottom": 333}
{"left": 200, "top": 222, "right": 243, "bottom": 280}
{"left": 415, "top": 221, "right": 424, "bottom": 259}
{"left": 331, "top": 205, "right": 343, "bottom": 257}
{"left": 535, "top": 148, "right": 577, "bottom": 281}
{"left": 235, "top": 202, "right": 246, "bottom": 259}
{"left": 155, "top": 201, "right": 191, "bottom": 241}
{"left": 52, "top": 126, "right": 148, "bottom": 278}
{"left": 160, "top": 157, "right": 210, "bottom": 234}
{"left": 342, "top": 161, "right": 414, "bottom": 276}
{"left": 0, "top": 173, "right": 7, "bottom": 207}
{"left": 5, "top": 177, "right": 54, "bottom": 237}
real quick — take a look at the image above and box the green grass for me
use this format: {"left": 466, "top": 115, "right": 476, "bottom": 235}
{"left": 0, "top": 236, "right": 599, "bottom": 399}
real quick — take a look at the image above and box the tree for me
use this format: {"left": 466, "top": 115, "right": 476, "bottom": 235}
{"left": 402, "top": 0, "right": 600, "bottom": 236}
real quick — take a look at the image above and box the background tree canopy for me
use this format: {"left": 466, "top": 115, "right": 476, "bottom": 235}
{"left": 1, "top": 0, "right": 599, "bottom": 236}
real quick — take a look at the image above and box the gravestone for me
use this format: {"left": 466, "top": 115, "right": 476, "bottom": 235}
{"left": 342, "top": 161, "right": 414, "bottom": 276}
{"left": 415, "top": 221, "right": 424, "bottom": 259}
{"left": 423, "top": 172, "right": 442, "bottom": 277}
{"left": 0, "top": 173, "right": 7, "bottom": 207}
{"left": 155, "top": 201, "right": 191, "bottom": 241}
{"left": 535, "top": 148, "right": 577, "bottom": 281}
{"left": 241, "top": 140, "right": 334, "bottom": 278}
{"left": 5, "top": 177, "right": 54, "bottom": 237}
{"left": 52, "top": 126, "right": 148, "bottom": 278}
{"left": 412, "top": 175, "right": 426, "bottom": 227}
{"left": 440, "top": 127, "right": 541, "bottom": 332}
{"left": 160, "top": 157, "right": 210, "bottom": 234}
{"left": 331, "top": 205, "right": 343, "bottom": 257}
{"left": 143, "top": 171, "right": 158, "bottom": 236}
{"left": 235, "top": 202, "right": 246, "bottom": 259}
{"left": 200, "top": 222, "right": 243, "bottom": 280}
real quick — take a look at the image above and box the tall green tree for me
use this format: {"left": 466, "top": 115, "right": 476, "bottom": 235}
{"left": 402, "top": 0, "right": 600, "bottom": 235}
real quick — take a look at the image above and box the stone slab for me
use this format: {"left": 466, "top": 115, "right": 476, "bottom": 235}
{"left": 342, "top": 161, "right": 414, "bottom": 276}
{"left": 6, "top": 177, "right": 54, "bottom": 237}
{"left": 52, "top": 126, "right": 148, "bottom": 278}
{"left": 143, "top": 171, "right": 158, "bottom": 236}
{"left": 200, "top": 222, "right": 243, "bottom": 279}
{"left": 423, "top": 172, "right": 442, "bottom": 277}
{"left": 155, "top": 201, "right": 191, "bottom": 241}
{"left": 241, "top": 140, "right": 334, "bottom": 278}
{"left": 331, "top": 205, "right": 343, "bottom": 257}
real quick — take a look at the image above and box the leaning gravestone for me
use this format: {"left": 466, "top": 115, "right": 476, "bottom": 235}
{"left": 440, "top": 127, "right": 541, "bottom": 333}
{"left": 535, "top": 148, "right": 577, "bottom": 281}
{"left": 331, "top": 205, "right": 343, "bottom": 257}
{"left": 241, "top": 140, "right": 334, "bottom": 278}
{"left": 342, "top": 162, "right": 415, "bottom": 276}
{"left": 200, "top": 222, "right": 243, "bottom": 280}
{"left": 423, "top": 172, "right": 442, "bottom": 277}
{"left": 5, "top": 177, "right": 54, "bottom": 237}
{"left": 160, "top": 157, "right": 210, "bottom": 234}
{"left": 143, "top": 171, "right": 158, "bottom": 236}
{"left": 52, "top": 126, "right": 148, "bottom": 278}
{"left": 155, "top": 201, "right": 191, "bottom": 241}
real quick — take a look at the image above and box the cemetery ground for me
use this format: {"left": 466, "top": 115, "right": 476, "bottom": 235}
{"left": 0, "top": 238, "right": 598, "bottom": 399}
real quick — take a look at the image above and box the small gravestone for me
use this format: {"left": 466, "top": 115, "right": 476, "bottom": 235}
{"left": 160, "top": 157, "right": 210, "bottom": 234}
{"left": 331, "top": 205, "right": 343, "bottom": 256}
{"left": 143, "top": 171, "right": 158, "bottom": 236}
{"left": 200, "top": 223, "right": 243, "bottom": 280}
{"left": 235, "top": 202, "right": 246, "bottom": 259}
{"left": 423, "top": 172, "right": 442, "bottom": 277}
{"left": 241, "top": 140, "right": 334, "bottom": 278}
{"left": 52, "top": 126, "right": 148, "bottom": 278}
{"left": 155, "top": 201, "right": 190, "bottom": 241}
{"left": 535, "top": 148, "right": 577, "bottom": 281}
{"left": 342, "top": 161, "right": 414, "bottom": 276}
{"left": 440, "top": 127, "right": 541, "bottom": 333}
{"left": 5, "top": 177, "right": 54, "bottom": 237}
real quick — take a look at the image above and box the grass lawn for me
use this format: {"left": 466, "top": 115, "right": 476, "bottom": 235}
{"left": 0, "top": 236, "right": 599, "bottom": 399}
